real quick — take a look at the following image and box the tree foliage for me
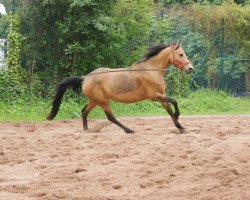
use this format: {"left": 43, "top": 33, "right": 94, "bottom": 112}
{"left": 112, "top": 0, "right": 155, "bottom": 64}
{"left": 0, "top": 15, "right": 7, "bottom": 38}
{"left": 0, "top": 13, "right": 22, "bottom": 101}
{"left": 0, "top": 0, "right": 170, "bottom": 99}
{"left": 180, "top": 2, "right": 250, "bottom": 93}
{"left": 185, "top": 2, "right": 250, "bottom": 56}
{"left": 6, "top": 14, "right": 21, "bottom": 70}
{"left": 15, "top": 0, "right": 161, "bottom": 89}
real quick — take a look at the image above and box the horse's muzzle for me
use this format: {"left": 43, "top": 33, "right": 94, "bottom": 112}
{"left": 184, "top": 65, "right": 194, "bottom": 74}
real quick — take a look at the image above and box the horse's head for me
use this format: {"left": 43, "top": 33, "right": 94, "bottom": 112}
{"left": 170, "top": 41, "right": 193, "bottom": 74}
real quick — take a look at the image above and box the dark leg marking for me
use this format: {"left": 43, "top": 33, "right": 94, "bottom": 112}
{"left": 81, "top": 105, "right": 88, "bottom": 130}
{"left": 166, "top": 105, "right": 184, "bottom": 130}
{"left": 164, "top": 97, "right": 180, "bottom": 120}
{"left": 105, "top": 111, "right": 134, "bottom": 134}
{"left": 81, "top": 103, "right": 96, "bottom": 130}
{"left": 158, "top": 96, "right": 180, "bottom": 120}
{"left": 161, "top": 101, "right": 185, "bottom": 132}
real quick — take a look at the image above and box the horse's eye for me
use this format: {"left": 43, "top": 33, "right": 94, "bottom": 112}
{"left": 179, "top": 54, "right": 183, "bottom": 57}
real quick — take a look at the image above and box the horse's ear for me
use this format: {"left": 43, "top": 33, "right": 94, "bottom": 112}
{"left": 174, "top": 41, "right": 181, "bottom": 50}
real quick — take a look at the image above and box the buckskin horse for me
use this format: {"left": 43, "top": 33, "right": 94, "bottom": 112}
{"left": 47, "top": 41, "right": 193, "bottom": 133}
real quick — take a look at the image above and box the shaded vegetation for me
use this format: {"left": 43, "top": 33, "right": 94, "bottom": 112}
{"left": 0, "top": 90, "right": 249, "bottom": 122}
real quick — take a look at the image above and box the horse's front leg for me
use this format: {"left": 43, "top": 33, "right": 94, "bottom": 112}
{"left": 157, "top": 95, "right": 180, "bottom": 120}
{"left": 156, "top": 95, "right": 185, "bottom": 133}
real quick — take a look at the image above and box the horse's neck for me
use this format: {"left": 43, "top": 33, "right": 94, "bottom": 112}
{"left": 132, "top": 47, "right": 172, "bottom": 71}
{"left": 150, "top": 48, "right": 172, "bottom": 69}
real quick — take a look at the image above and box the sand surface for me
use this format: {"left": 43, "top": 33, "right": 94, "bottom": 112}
{"left": 0, "top": 115, "right": 249, "bottom": 200}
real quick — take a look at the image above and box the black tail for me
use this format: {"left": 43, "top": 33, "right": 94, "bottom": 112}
{"left": 47, "top": 76, "right": 84, "bottom": 120}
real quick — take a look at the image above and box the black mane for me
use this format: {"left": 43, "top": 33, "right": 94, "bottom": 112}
{"left": 139, "top": 42, "right": 177, "bottom": 63}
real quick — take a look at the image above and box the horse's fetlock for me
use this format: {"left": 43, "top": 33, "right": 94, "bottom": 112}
{"left": 125, "top": 128, "right": 135, "bottom": 134}
{"left": 175, "top": 123, "right": 182, "bottom": 129}
{"left": 174, "top": 112, "right": 180, "bottom": 120}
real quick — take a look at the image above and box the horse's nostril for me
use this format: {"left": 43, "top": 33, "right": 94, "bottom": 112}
{"left": 189, "top": 68, "right": 193, "bottom": 71}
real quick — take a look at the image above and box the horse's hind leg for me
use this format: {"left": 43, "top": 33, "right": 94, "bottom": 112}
{"left": 81, "top": 101, "right": 96, "bottom": 130}
{"left": 101, "top": 103, "right": 134, "bottom": 134}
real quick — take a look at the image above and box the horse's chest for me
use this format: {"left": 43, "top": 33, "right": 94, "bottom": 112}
{"left": 142, "top": 75, "right": 165, "bottom": 93}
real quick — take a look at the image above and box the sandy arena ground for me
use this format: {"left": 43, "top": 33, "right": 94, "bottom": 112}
{"left": 0, "top": 115, "right": 250, "bottom": 200}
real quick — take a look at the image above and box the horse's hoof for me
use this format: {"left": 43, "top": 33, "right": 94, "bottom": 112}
{"left": 180, "top": 128, "right": 187, "bottom": 134}
{"left": 125, "top": 129, "right": 135, "bottom": 134}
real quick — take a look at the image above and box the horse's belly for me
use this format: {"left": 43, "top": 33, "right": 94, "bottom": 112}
{"left": 108, "top": 88, "right": 146, "bottom": 103}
